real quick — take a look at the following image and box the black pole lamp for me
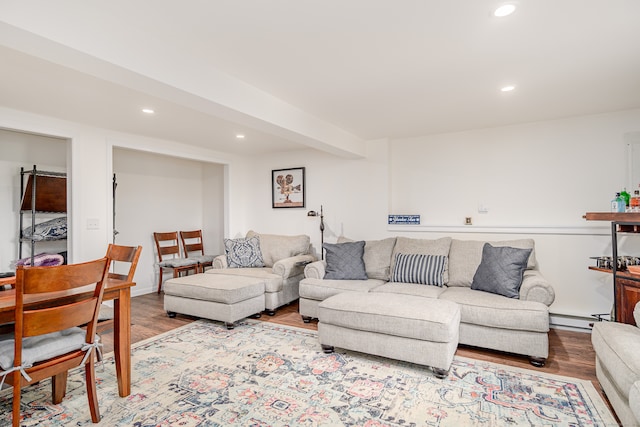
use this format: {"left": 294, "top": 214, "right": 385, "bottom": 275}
{"left": 307, "top": 205, "right": 325, "bottom": 260}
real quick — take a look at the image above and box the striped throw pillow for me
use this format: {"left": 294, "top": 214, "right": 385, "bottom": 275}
{"left": 391, "top": 253, "right": 448, "bottom": 286}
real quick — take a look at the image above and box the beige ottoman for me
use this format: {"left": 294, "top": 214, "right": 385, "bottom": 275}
{"left": 318, "top": 292, "right": 460, "bottom": 378}
{"left": 164, "top": 273, "right": 265, "bottom": 329}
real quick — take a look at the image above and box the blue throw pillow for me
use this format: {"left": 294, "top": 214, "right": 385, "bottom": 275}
{"left": 224, "top": 236, "right": 264, "bottom": 268}
{"left": 391, "top": 253, "right": 447, "bottom": 286}
{"left": 323, "top": 241, "right": 368, "bottom": 280}
{"left": 471, "top": 243, "right": 532, "bottom": 298}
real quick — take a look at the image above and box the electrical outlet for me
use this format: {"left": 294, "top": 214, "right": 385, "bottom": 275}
{"left": 87, "top": 218, "right": 100, "bottom": 230}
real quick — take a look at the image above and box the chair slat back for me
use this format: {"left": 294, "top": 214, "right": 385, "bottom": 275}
{"left": 106, "top": 244, "right": 142, "bottom": 281}
{"left": 23, "top": 299, "right": 97, "bottom": 337}
{"left": 14, "top": 258, "right": 109, "bottom": 358}
{"left": 180, "top": 230, "right": 205, "bottom": 256}
{"left": 154, "top": 232, "right": 181, "bottom": 261}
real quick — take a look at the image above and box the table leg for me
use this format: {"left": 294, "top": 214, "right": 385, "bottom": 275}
{"left": 114, "top": 287, "right": 131, "bottom": 397}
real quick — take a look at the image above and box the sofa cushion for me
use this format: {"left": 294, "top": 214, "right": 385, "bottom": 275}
{"left": 323, "top": 241, "right": 368, "bottom": 280}
{"left": 370, "top": 282, "right": 446, "bottom": 299}
{"left": 448, "top": 239, "right": 537, "bottom": 287}
{"left": 246, "top": 230, "right": 310, "bottom": 267}
{"left": 338, "top": 236, "right": 397, "bottom": 281}
{"left": 224, "top": 236, "right": 264, "bottom": 268}
{"left": 439, "top": 287, "right": 549, "bottom": 332}
{"left": 391, "top": 237, "right": 452, "bottom": 283}
{"left": 471, "top": 244, "right": 532, "bottom": 298}
{"left": 164, "top": 273, "right": 265, "bottom": 303}
{"left": 391, "top": 253, "right": 447, "bottom": 286}
{"left": 592, "top": 322, "right": 640, "bottom": 401}
{"left": 299, "top": 277, "right": 384, "bottom": 301}
{"left": 206, "top": 267, "right": 282, "bottom": 293}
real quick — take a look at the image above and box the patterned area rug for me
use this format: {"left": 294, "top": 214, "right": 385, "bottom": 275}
{"left": 0, "top": 320, "right": 617, "bottom": 426}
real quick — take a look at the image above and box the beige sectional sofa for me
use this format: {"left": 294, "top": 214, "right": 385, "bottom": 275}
{"left": 591, "top": 303, "right": 640, "bottom": 426}
{"left": 299, "top": 236, "right": 555, "bottom": 366}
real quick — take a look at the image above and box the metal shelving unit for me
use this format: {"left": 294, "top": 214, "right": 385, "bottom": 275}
{"left": 19, "top": 165, "right": 67, "bottom": 264}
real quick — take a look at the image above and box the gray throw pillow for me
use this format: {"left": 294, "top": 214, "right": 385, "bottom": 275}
{"left": 471, "top": 243, "right": 532, "bottom": 298}
{"left": 323, "top": 241, "right": 368, "bottom": 280}
{"left": 224, "top": 236, "right": 265, "bottom": 268}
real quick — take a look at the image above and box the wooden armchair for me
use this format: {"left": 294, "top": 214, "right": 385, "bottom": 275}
{"left": 0, "top": 257, "right": 109, "bottom": 426}
{"left": 154, "top": 232, "right": 199, "bottom": 293}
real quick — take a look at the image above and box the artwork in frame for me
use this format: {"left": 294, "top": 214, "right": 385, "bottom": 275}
{"left": 272, "top": 167, "right": 305, "bottom": 208}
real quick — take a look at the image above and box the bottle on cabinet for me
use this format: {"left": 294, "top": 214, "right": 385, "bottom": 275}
{"left": 621, "top": 188, "right": 631, "bottom": 209}
{"left": 612, "top": 193, "right": 626, "bottom": 213}
{"left": 631, "top": 190, "right": 640, "bottom": 212}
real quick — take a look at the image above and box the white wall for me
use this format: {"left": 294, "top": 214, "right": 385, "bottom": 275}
{"left": 390, "top": 111, "right": 640, "bottom": 226}
{"left": 225, "top": 140, "right": 390, "bottom": 258}
{"left": 112, "top": 148, "right": 225, "bottom": 294}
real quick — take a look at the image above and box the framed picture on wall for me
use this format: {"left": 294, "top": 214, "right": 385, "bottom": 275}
{"left": 272, "top": 167, "right": 305, "bottom": 208}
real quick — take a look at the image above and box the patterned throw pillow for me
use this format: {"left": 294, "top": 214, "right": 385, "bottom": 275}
{"left": 391, "top": 253, "right": 448, "bottom": 286}
{"left": 224, "top": 236, "right": 264, "bottom": 268}
{"left": 323, "top": 241, "right": 368, "bottom": 280}
{"left": 470, "top": 243, "right": 533, "bottom": 298}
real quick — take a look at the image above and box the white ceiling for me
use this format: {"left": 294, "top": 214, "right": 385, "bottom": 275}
{"left": 1, "top": 0, "right": 639, "bottom": 157}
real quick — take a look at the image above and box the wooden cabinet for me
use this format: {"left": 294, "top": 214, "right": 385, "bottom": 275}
{"left": 584, "top": 212, "right": 640, "bottom": 325}
{"left": 615, "top": 276, "right": 640, "bottom": 325}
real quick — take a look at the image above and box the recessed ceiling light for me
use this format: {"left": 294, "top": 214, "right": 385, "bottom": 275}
{"left": 494, "top": 4, "right": 516, "bottom": 17}
{"left": 501, "top": 85, "right": 516, "bottom": 92}
{"left": 236, "top": 134, "right": 245, "bottom": 139}
{"left": 142, "top": 108, "right": 155, "bottom": 114}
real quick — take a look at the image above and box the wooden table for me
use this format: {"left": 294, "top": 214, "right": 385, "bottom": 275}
{"left": 0, "top": 276, "right": 135, "bottom": 397}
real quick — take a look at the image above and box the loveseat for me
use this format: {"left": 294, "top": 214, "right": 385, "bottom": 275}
{"left": 592, "top": 303, "right": 640, "bottom": 426}
{"left": 208, "top": 230, "right": 316, "bottom": 314}
{"left": 299, "top": 236, "right": 555, "bottom": 366}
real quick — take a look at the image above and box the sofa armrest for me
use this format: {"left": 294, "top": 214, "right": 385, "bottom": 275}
{"left": 304, "top": 260, "right": 327, "bottom": 279}
{"left": 630, "top": 381, "right": 640, "bottom": 425}
{"left": 272, "top": 254, "right": 317, "bottom": 279}
{"left": 213, "top": 254, "right": 227, "bottom": 269}
{"left": 519, "top": 270, "right": 555, "bottom": 306}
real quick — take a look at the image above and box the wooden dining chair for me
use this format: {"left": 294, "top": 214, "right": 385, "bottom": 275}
{"left": 154, "top": 232, "right": 199, "bottom": 293}
{"left": 180, "top": 230, "right": 215, "bottom": 273}
{"left": 0, "top": 257, "right": 109, "bottom": 426}
{"left": 96, "top": 244, "right": 143, "bottom": 333}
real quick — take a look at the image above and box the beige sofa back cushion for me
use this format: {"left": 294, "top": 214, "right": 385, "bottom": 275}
{"left": 447, "top": 238, "right": 537, "bottom": 287}
{"left": 391, "top": 237, "right": 452, "bottom": 283}
{"left": 246, "top": 230, "right": 310, "bottom": 267}
{"left": 338, "top": 236, "right": 397, "bottom": 281}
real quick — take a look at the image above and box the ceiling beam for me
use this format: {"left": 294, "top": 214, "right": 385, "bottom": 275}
{"left": 0, "top": 22, "right": 366, "bottom": 158}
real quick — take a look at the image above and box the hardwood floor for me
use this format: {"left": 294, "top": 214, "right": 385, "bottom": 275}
{"left": 99, "top": 292, "right": 615, "bottom": 418}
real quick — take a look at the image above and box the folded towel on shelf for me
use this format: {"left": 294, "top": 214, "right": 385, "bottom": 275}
{"left": 13, "top": 253, "right": 65, "bottom": 268}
